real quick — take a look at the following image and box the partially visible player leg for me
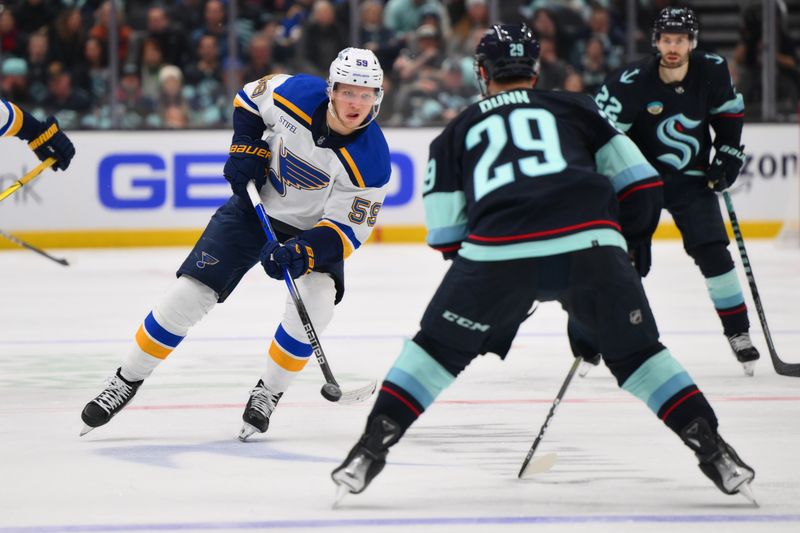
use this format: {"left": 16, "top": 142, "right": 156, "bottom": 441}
{"left": 240, "top": 271, "right": 337, "bottom": 440}
{"left": 669, "top": 187, "right": 759, "bottom": 375}
{"left": 569, "top": 246, "right": 755, "bottom": 499}
{"left": 689, "top": 242, "right": 759, "bottom": 375}
{"left": 81, "top": 276, "right": 218, "bottom": 434}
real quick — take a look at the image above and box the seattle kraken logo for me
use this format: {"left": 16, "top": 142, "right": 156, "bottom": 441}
{"left": 269, "top": 139, "right": 331, "bottom": 196}
{"left": 656, "top": 113, "right": 702, "bottom": 170}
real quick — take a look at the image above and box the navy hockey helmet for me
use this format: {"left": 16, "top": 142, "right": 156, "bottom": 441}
{"left": 474, "top": 23, "right": 540, "bottom": 96}
{"left": 652, "top": 7, "right": 699, "bottom": 48}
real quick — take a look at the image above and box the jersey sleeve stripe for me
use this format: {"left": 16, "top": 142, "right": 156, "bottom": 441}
{"left": 617, "top": 180, "right": 663, "bottom": 202}
{"left": 273, "top": 92, "right": 312, "bottom": 125}
{"left": 337, "top": 147, "right": 366, "bottom": 188}
{"left": 609, "top": 164, "right": 660, "bottom": 193}
{"left": 595, "top": 135, "right": 659, "bottom": 192}
{"left": 426, "top": 225, "right": 468, "bottom": 247}
{"left": 710, "top": 93, "right": 744, "bottom": 115}
{"left": 0, "top": 100, "right": 21, "bottom": 137}
{"left": 314, "top": 219, "right": 358, "bottom": 258}
{"left": 234, "top": 90, "right": 259, "bottom": 115}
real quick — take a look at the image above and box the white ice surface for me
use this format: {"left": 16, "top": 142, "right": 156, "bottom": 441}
{"left": 0, "top": 241, "right": 798, "bottom": 532}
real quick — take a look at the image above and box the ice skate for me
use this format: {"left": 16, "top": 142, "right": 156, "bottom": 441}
{"left": 238, "top": 380, "right": 282, "bottom": 441}
{"left": 80, "top": 368, "right": 143, "bottom": 436}
{"left": 680, "top": 417, "right": 756, "bottom": 504}
{"left": 727, "top": 333, "right": 760, "bottom": 376}
{"left": 331, "top": 415, "right": 401, "bottom": 503}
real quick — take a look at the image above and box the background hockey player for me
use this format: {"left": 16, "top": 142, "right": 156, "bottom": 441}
{"left": 80, "top": 48, "right": 391, "bottom": 440}
{"left": 0, "top": 98, "right": 75, "bottom": 172}
{"left": 593, "top": 7, "right": 758, "bottom": 375}
{"left": 331, "top": 23, "right": 755, "bottom": 505}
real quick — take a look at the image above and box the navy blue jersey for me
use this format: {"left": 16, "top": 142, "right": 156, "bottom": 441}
{"left": 595, "top": 50, "right": 744, "bottom": 178}
{"left": 424, "top": 89, "right": 661, "bottom": 261}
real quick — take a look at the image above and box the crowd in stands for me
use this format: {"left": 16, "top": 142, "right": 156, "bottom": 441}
{"left": 0, "top": 0, "right": 797, "bottom": 130}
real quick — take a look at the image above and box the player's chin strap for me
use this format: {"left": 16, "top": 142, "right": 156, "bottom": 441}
{"left": 326, "top": 100, "right": 382, "bottom": 131}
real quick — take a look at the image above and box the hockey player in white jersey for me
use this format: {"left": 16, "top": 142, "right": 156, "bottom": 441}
{"left": 0, "top": 98, "right": 75, "bottom": 171}
{"left": 80, "top": 48, "right": 391, "bottom": 439}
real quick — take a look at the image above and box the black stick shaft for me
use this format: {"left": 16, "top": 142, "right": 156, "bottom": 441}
{"left": 0, "top": 230, "right": 69, "bottom": 266}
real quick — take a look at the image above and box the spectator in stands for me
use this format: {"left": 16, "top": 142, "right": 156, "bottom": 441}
{"left": 72, "top": 37, "right": 110, "bottom": 106}
{"left": 116, "top": 63, "right": 156, "bottom": 128}
{"left": 383, "top": 0, "right": 449, "bottom": 38}
{"left": 529, "top": 8, "right": 571, "bottom": 62}
{"left": 359, "top": 0, "right": 402, "bottom": 74}
{"left": 143, "top": 5, "right": 190, "bottom": 67}
{"left": 13, "top": 0, "right": 59, "bottom": 35}
{"left": 49, "top": 8, "right": 86, "bottom": 69}
{"left": 535, "top": 36, "right": 569, "bottom": 90}
{"left": 138, "top": 38, "right": 167, "bottom": 104}
{"left": 564, "top": 69, "right": 585, "bottom": 93}
{"left": 183, "top": 34, "right": 226, "bottom": 128}
{"left": 242, "top": 34, "right": 282, "bottom": 83}
{"left": 571, "top": 6, "right": 623, "bottom": 70}
{"left": 89, "top": 1, "right": 133, "bottom": 64}
{"left": 733, "top": 3, "right": 800, "bottom": 114}
{"left": 25, "top": 31, "right": 50, "bottom": 106}
{"left": 157, "top": 65, "right": 189, "bottom": 124}
{"left": 451, "top": 0, "right": 489, "bottom": 57}
{"left": 294, "top": 0, "right": 348, "bottom": 78}
{"left": 0, "top": 8, "right": 24, "bottom": 57}
{"left": 579, "top": 35, "right": 611, "bottom": 94}
{"left": 392, "top": 23, "right": 446, "bottom": 84}
{"left": 163, "top": 104, "right": 189, "bottom": 129}
{"left": 42, "top": 63, "right": 91, "bottom": 117}
{"left": 1, "top": 58, "right": 31, "bottom": 105}
{"left": 190, "top": 0, "right": 239, "bottom": 61}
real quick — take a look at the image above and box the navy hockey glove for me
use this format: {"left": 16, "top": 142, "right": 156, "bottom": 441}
{"left": 260, "top": 238, "right": 315, "bottom": 280}
{"left": 28, "top": 117, "right": 75, "bottom": 171}
{"left": 628, "top": 239, "right": 652, "bottom": 278}
{"left": 224, "top": 135, "right": 271, "bottom": 198}
{"left": 707, "top": 144, "right": 745, "bottom": 192}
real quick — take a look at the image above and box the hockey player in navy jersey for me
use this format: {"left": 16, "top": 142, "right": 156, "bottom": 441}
{"left": 0, "top": 98, "right": 75, "bottom": 171}
{"left": 331, "top": 24, "right": 755, "bottom": 504}
{"left": 593, "top": 7, "right": 758, "bottom": 375}
{"left": 80, "top": 48, "right": 392, "bottom": 440}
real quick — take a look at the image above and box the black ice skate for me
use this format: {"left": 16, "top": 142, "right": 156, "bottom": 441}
{"left": 680, "top": 417, "right": 757, "bottom": 505}
{"left": 331, "top": 415, "right": 401, "bottom": 506}
{"left": 238, "top": 380, "right": 283, "bottom": 441}
{"left": 80, "top": 368, "right": 143, "bottom": 436}
{"left": 727, "top": 332, "right": 760, "bottom": 376}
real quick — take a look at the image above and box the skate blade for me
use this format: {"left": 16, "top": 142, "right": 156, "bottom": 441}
{"left": 519, "top": 452, "right": 558, "bottom": 478}
{"left": 238, "top": 423, "right": 260, "bottom": 442}
{"left": 332, "top": 484, "right": 350, "bottom": 509}
{"left": 741, "top": 361, "right": 756, "bottom": 377}
{"left": 79, "top": 424, "right": 95, "bottom": 437}
{"left": 737, "top": 482, "right": 759, "bottom": 507}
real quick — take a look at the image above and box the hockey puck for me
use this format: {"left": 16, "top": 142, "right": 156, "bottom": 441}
{"left": 321, "top": 383, "right": 342, "bottom": 402}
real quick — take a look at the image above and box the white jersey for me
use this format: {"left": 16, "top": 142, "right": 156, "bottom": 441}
{"left": 233, "top": 74, "right": 391, "bottom": 258}
{"left": 0, "top": 99, "right": 23, "bottom": 138}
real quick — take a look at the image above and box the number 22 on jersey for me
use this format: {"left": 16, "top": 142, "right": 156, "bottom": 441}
{"left": 465, "top": 108, "right": 566, "bottom": 201}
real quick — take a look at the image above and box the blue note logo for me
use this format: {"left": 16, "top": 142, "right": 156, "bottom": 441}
{"left": 196, "top": 251, "right": 219, "bottom": 269}
{"left": 268, "top": 139, "right": 331, "bottom": 196}
{"left": 655, "top": 113, "right": 702, "bottom": 170}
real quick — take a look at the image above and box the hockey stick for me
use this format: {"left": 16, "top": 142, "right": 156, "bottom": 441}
{"left": 0, "top": 158, "right": 56, "bottom": 202}
{"left": 722, "top": 190, "right": 800, "bottom": 377}
{"left": 0, "top": 229, "right": 69, "bottom": 266}
{"left": 518, "top": 356, "right": 582, "bottom": 478}
{"left": 246, "top": 181, "right": 376, "bottom": 403}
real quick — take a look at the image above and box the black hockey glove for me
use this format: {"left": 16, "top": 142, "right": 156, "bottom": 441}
{"left": 260, "top": 238, "right": 315, "bottom": 280}
{"left": 628, "top": 239, "right": 652, "bottom": 278}
{"left": 707, "top": 144, "right": 745, "bottom": 192}
{"left": 224, "top": 135, "right": 271, "bottom": 198}
{"left": 28, "top": 116, "right": 76, "bottom": 171}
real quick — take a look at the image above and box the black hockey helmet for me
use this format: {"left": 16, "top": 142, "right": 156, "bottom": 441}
{"left": 474, "top": 23, "right": 540, "bottom": 96}
{"left": 652, "top": 7, "right": 699, "bottom": 48}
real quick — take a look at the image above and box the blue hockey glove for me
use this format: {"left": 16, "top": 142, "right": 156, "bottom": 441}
{"left": 628, "top": 239, "right": 652, "bottom": 278}
{"left": 707, "top": 144, "right": 745, "bottom": 192}
{"left": 224, "top": 135, "right": 271, "bottom": 198}
{"left": 28, "top": 116, "right": 75, "bottom": 171}
{"left": 260, "top": 238, "right": 315, "bottom": 280}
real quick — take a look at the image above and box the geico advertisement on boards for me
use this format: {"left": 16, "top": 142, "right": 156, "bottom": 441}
{"left": 0, "top": 125, "right": 796, "bottom": 232}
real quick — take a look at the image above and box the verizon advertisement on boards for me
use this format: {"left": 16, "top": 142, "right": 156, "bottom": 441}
{"left": 0, "top": 125, "right": 797, "bottom": 242}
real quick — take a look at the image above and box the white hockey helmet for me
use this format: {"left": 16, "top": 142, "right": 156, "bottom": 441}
{"left": 327, "top": 47, "right": 384, "bottom": 105}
